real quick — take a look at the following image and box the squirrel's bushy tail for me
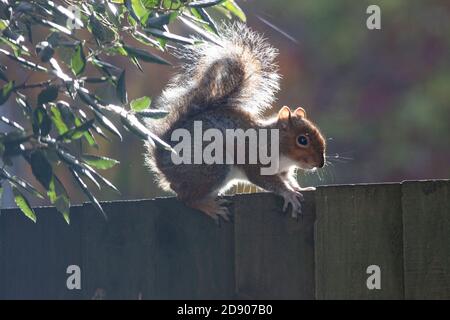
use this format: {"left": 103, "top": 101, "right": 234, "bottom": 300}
{"left": 149, "top": 22, "right": 280, "bottom": 135}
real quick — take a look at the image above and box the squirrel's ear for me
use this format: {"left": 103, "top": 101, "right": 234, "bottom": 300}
{"left": 293, "top": 107, "right": 307, "bottom": 119}
{"left": 277, "top": 106, "right": 292, "bottom": 123}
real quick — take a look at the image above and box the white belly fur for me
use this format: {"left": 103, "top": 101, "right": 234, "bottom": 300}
{"left": 218, "top": 166, "right": 248, "bottom": 194}
{"left": 217, "top": 156, "right": 298, "bottom": 195}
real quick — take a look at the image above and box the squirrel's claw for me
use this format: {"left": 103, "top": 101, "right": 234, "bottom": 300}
{"left": 282, "top": 190, "right": 303, "bottom": 219}
{"left": 187, "top": 197, "right": 231, "bottom": 224}
{"left": 214, "top": 198, "right": 231, "bottom": 222}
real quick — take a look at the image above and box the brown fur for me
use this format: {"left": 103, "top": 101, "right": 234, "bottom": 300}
{"left": 143, "top": 23, "right": 326, "bottom": 220}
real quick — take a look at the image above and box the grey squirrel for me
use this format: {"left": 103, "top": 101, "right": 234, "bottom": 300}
{"left": 145, "top": 23, "right": 326, "bottom": 221}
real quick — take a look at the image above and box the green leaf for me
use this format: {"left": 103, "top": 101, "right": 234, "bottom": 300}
{"left": 1, "top": 30, "right": 30, "bottom": 56}
{"left": 75, "top": 93, "right": 119, "bottom": 140}
{"left": 119, "top": 112, "right": 173, "bottom": 151}
{"left": 125, "top": 0, "right": 148, "bottom": 24}
{"left": 0, "top": 168, "right": 45, "bottom": 200}
{"left": 123, "top": 45, "right": 171, "bottom": 65}
{"left": 130, "top": 96, "right": 151, "bottom": 112}
{"left": 32, "top": 106, "right": 52, "bottom": 136}
{"left": 0, "top": 115, "right": 25, "bottom": 131}
{"left": 0, "top": 80, "right": 14, "bottom": 105}
{"left": 0, "top": 48, "right": 48, "bottom": 72}
{"left": 45, "top": 1, "right": 84, "bottom": 30}
{"left": 135, "top": 108, "right": 169, "bottom": 119}
{"left": 49, "top": 58, "right": 72, "bottom": 82}
{"left": 35, "top": 41, "right": 55, "bottom": 62}
{"left": 57, "top": 119, "right": 95, "bottom": 141}
{"left": 75, "top": 110, "right": 98, "bottom": 147}
{"left": 0, "top": 66, "right": 7, "bottom": 81}
{"left": 30, "top": 150, "right": 53, "bottom": 190}
{"left": 0, "top": 19, "right": 8, "bottom": 31}
{"left": 81, "top": 77, "right": 109, "bottom": 83}
{"left": 16, "top": 93, "right": 33, "bottom": 117}
{"left": 106, "top": 2, "right": 121, "bottom": 24}
{"left": 112, "top": 43, "right": 129, "bottom": 56}
{"left": 89, "top": 57, "right": 120, "bottom": 79}
{"left": 12, "top": 186, "right": 36, "bottom": 223}
{"left": 47, "top": 32, "right": 62, "bottom": 47}
{"left": 92, "top": 108, "right": 123, "bottom": 141}
{"left": 190, "top": 8, "right": 218, "bottom": 34}
{"left": 40, "top": 19, "right": 72, "bottom": 35}
{"left": 144, "top": 28, "right": 195, "bottom": 45}
{"left": 70, "top": 168, "right": 107, "bottom": 220}
{"left": 130, "top": 55, "right": 143, "bottom": 72}
{"left": 71, "top": 43, "right": 86, "bottom": 76}
{"left": 90, "top": 170, "right": 120, "bottom": 193}
{"left": 47, "top": 175, "right": 70, "bottom": 224}
{"left": 50, "top": 104, "right": 69, "bottom": 135}
{"left": 222, "top": 0, "right": 246, "bottom": 22}
{"left": 179, "top": 16, "right": 221, "bottom": 45}
{"left": 82, "top": 155, "right": 120, "bottom": 170}
{"left": 131, "top": 30, "right": 164, "bottom": 51}
{"left": 89, "top": 14, "right": 114, "bottom": 43}
{"left": 92, "top": 123, "right": 110, "bottom": 141}
{"left": 37, "top": 85, "right": 59, "bottom": 106}
{"left": 188, "top": 0, "right": 226, "bottom": 8}
{"left": 77, "top": 88, "right": 99, "bottom": 108}
{"left": 59, "top": 148, "right": 119, "bottom": 193}
{"left": 146, "top": 12, "right": 178, "bottom": 29}
{"left": 56, "top": 100, "right": 76, "bottom": 123}
{"left": 57, "top": 149, "right": 101, "bottom": 190}
{"left": 116, "top": 70, "right": 128, "bottom": 104}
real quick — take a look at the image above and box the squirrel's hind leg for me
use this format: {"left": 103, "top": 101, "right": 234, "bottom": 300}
{"left": 165, "top": 164, "right": 232, "bottom": 223}
{"left": 185, "top": 197, "right": 230, "bottom": 224}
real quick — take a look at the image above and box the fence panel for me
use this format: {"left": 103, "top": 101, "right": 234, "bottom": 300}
{"left": 314, "top": 184, "right": 404, "bottom": 299}
{"left": 0, "top": 180, "right": 449, "bottom": 299}
{"left": 234, "top": 192, "right": 315, "bottom": 299}
{"left": 0, "top": 206, "right": 83, "bottom": 299}
{"left": 402, "top": 180, "right": 450, "bottom": 299}
{"left": 81, "top": 198, "right": 235, "bottom": 299}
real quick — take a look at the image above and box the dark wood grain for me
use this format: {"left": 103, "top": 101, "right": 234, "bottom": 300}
{"left": 81, "top": 198, "right": 235, "bottom": 299}
{"left": 402, "top": 180, "right": 450, "bottom": 299}
{"left": 314, "top": 184, "right": 404, "bottom": 299}
{"left": 234, "top": 192, "right": 315, "bottom": 299}
{"left": 0, "top": 206, "right": 83, "bottom": 299}
{"left": 0, "top": 181, "right": 449, "bottom": 299}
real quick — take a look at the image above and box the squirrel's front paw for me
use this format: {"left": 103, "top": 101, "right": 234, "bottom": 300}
{"left": 281, "top": 190, "right": 304, "bottom": 219}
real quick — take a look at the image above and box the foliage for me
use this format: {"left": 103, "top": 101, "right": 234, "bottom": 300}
{"left": 0, "top": 0, "right": 245, "bottom": 222}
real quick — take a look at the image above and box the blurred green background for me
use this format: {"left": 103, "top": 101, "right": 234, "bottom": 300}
{"left": 3, "top": 0, "right": 450, "bottom": 206}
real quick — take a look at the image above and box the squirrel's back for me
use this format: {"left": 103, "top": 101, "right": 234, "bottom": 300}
{"left": 146, "top": 22, "right": 280, "bottom": 137}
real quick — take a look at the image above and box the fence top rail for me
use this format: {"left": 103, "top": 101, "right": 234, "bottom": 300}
{"left": 0, "top": 179, "right": 448, "bottom": 212}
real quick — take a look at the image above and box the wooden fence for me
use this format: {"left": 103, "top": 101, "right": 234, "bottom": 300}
{"left": 0, "top": 180, "right": 448, "bottom": 299}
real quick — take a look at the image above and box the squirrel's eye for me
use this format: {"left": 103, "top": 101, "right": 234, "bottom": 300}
{"left": 297, "top": 135, "right": 308, "bottom": 146}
